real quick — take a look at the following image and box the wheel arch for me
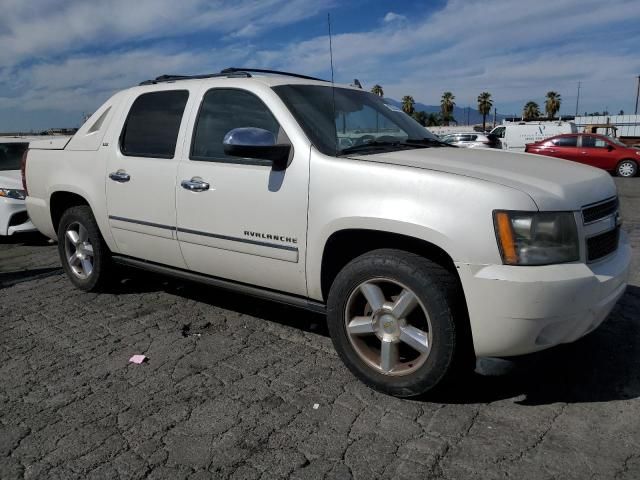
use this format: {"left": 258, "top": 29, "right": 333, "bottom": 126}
{"left": 319, "top": 227, "right": 476, "bottom": 368}
{"left": 616, "top": 158, "right": 638, "bottom": 177}
{"left": 49, "top": 191, "right": 91, "bottom": 233}
{"left": 320, "top": 228, "right": 459, "bottom": 302}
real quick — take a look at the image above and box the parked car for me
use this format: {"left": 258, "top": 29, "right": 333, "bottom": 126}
{"left": 440, "top": 132, "right": 500, "bottom": 149}
{"left": 0, "top": 137, "right": 37, "bottom": 235}
{"left": 525, "top": 133, "right": 639, "bottom": 177}
{"left": 24, "top": 68, "right": 630, "bottom": 397}
{"left": 490, "top": 121, "right": 577, "bottom": 152}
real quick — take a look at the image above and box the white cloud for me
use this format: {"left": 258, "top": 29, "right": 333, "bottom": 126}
{"left": 251, "top": 0, "right": 640, "bottom": 113}
{"left": 1, "top": 0, "right": 640, "bottom": 130}
{"left": 0, "top": 0, "right": 334, "bottom": 66}
{"left": 383, "top": 12, "right": 407, "bottom": 23}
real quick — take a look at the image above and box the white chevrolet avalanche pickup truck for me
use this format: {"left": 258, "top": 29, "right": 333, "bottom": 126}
{"left": 23, "top": 68, "right": 631, "bottom": 397}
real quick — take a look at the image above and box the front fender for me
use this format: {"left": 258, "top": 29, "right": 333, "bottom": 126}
{"left": 306, "top": 218, "right": 459, "bottom": 301}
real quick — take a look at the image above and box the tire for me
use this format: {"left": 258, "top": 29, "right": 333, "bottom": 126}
{"left": 57, "top": 205, "right": 112, "bottom": 291}
{"left": 616, "top": 159, "right": 638, "bottom": 177}
{"left": 326, "top": 248, "right": 469, "bottom": 397}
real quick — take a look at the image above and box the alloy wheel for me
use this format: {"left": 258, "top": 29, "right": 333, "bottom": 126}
{"left": 64, "top": 221, "right": 94, "bottom": 279}
{"left": 344, "top": 278, "right": 432, "bottom": 376}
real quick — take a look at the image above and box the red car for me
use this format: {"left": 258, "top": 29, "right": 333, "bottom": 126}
{"left": 525, "top": 133, "right": 639, "bottom": 177}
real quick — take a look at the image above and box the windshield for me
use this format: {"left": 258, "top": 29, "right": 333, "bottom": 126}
{"left": 272, "top": 85, "right": 440, "bottom": 156}
{"left": 608, "top": 136, "right": 627, "bottom": 147}
{"left": 491, "top": 126, "right": 505, "bottom": 138}
{"left": 0, "top": 143, "right": 28, "bottom": 171}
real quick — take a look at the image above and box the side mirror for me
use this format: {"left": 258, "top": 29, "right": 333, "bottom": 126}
{"left": 607, "top": 144, "right": 615, "bottom": 151}
{"left": 223, "top": 127, "right": 290, "bottom": 170}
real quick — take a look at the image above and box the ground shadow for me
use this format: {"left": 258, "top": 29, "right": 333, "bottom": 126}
{"left": 111, "top": 267, "right": 329, "bottom": 336}
{"left": 0, "top": 231, "right": 52, "bottom": 246}
{"left": 108, "top": 269, "right": 640, "bottom": 405}
{"left": 0, "top": 266, "right": 62, "bottom": 288}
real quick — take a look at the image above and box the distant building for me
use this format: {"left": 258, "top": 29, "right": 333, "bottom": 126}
{"left": 573, "top": 115, "right": 640, "bottom": 138}
{"left": 44, "top": 128, "right": 78, "bottom": 136}
{"left": 0, "top": 128, "right": 78, "bottom": 137}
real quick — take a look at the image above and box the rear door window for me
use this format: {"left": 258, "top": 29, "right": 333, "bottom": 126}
{"left": 120, "top": 90, "right": 189, "bottom": 158}
{"left": 552, "top": 136, "right": 578, "bottom": 147}
{"left": 0, "top": 143, "right": 28, "bottom": 171}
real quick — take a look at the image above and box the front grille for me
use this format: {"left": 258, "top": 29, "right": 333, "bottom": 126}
{"left": 8, "top": 211, "right": 29, "bottom": 227}
{"left": 582, "top": 197, "right": 618, "bottom": 224}
{"left": 587, "top": 228, "right": 619, "bottom": 262}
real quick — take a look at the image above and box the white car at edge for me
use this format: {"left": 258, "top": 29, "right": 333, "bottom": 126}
{"left": 0, "top": 137, "right": 40, "bottom": 235}
{"left": 22, "top": 68, "right": 631, "bottom": 397}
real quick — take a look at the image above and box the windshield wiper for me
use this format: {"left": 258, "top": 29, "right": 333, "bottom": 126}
{"left": 339, "top": 140, "right": 430, "bottom": 156}
{"left": 403, "top": 137, "right": 454, "bottom": 148}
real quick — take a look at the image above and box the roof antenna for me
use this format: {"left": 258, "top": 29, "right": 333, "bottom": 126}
{"left": 328, "top": 13, "right": 338, "bottom": 156}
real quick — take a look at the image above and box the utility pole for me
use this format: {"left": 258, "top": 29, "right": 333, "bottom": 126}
{"left": 575, "top": 81, "right": 581, "bottom": 117}
{"left": 493, "top": 108, "right": 497, "bottom": 128}
{"left": 635, "top": 75, "right": 640, "bottom": 115}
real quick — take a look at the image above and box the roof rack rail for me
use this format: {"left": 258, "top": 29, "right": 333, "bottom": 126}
{"left": 220, "top": 68, "right": 328, "bottom": 82}
{"left": 139, "top": 71, "right": 252, "bottom": 85}
{"left": 138, "top": 67, "right": 328, "bottom": 86}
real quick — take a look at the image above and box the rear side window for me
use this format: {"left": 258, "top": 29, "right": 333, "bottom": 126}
{"left": 191, "top": 89, "right": 280, "bottom": 162}
{"left": 552, "top": 136, "right": 577, "bottom": 147}
{"left": 120, "top": 90, "right": 189, "bottom": 158}
{"left": 0, "top": 143, "right": 28, "bottom": 171}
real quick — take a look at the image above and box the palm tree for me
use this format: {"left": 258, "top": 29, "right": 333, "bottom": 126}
{"left": 545, "top": 91, "right": 561, "bottom": 119}
{"left": 412, "top": 111, "right": 427, "bottom": 126}
{"left": 440, "top": 92, "right": 456, "bottom": 126}
{"left": 477, "top": 92, "right": 493, "bottom": 132}
{"left": 426, "top": 113, "right": 441, "bottom": 127}
{"left": 371, "top": 84, "right": 384, "bottom": 97}
{"left": 523, "top": 101, "right": 541, "bottom": 120}
{"left": 402, "top": 95, "right": 415, "bottom": 115}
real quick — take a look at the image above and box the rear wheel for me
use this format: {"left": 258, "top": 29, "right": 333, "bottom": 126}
{"left": 327, "top": 249, "right": 469, "bottom": 397}
{"left": 616, "top": 159, "right": 638, "bottom": 177}
{"left": 57, "top": 205, "right": 112, "bottom": 291}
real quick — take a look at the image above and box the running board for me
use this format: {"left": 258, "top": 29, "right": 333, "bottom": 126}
{"left": 112, "top": 255, "right": 326, "bottom": 314}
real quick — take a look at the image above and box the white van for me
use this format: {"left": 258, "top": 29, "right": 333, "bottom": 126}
{"left": 490, "top": 121, "right": 577, "bottom": 152}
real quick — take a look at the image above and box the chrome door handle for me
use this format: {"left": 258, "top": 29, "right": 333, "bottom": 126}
{"left": 181, "top": 178, "right": 210, "bottom": 192}
{"left": 109, "top": 170, "right": 130, "bottom": 182}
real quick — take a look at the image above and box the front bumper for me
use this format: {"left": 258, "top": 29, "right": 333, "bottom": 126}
{"left": 0, "top": 197, "right": 36, "bottom": 235}
{"left": 457, "top": 229, "right": 631, "bottom": 357}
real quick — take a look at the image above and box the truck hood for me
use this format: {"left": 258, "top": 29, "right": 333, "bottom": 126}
{"left": 0, "top": 170, "right": 22, "bottom": 190}
{"left": 350, "top": 147, "right": 616, "bottom": 210}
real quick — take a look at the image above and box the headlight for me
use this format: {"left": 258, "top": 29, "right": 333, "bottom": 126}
{"left": 493, "top": 211, "right": 579, "bottom": 265}
{"left": 0, "top": 188, "right": 26, "bottom": 200}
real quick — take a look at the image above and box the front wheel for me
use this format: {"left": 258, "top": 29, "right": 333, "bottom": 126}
{"left": 57, "top": 205, "right": 112, "bottom": 291}
{"left": 327, "top": 249, "right": 468, "bottom": 397}
{"left": 616, "top": 159, "right": 638, "bottom": 177}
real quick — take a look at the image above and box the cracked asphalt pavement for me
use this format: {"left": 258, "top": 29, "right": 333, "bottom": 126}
{"left": 1, "top": 178, "right": 639, "bottom": 479}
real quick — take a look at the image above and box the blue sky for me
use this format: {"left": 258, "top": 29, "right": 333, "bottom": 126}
{"left": 1, "top": 0, "right": 639, "bottom": 131}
